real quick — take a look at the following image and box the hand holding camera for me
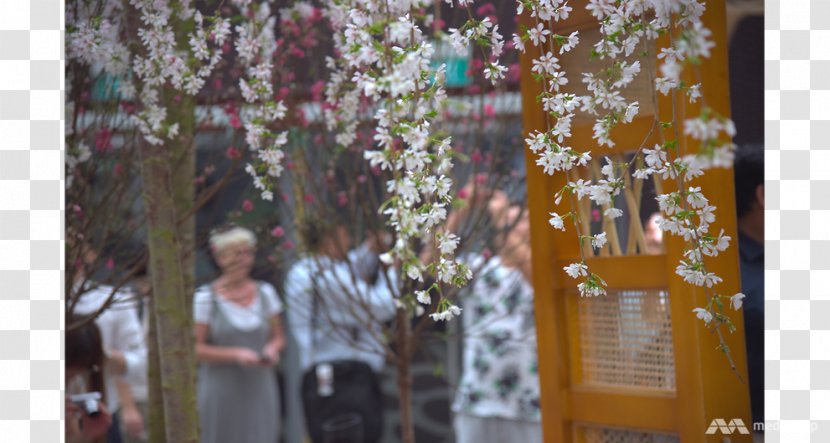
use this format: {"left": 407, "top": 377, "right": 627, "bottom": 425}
{"left": 66, "top": 393, "right": 111, "bottom": 442}
{"left": 69, "top": 392, "right": 103, "bottom": 417}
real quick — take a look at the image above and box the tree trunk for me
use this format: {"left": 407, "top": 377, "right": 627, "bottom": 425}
{"left": 166, "top": 78, "right": 197, "bottom": 395}
{"left": 395, "top": 309, "right": 415, "bottom": 443}
{"left": 145, "top": 297, "right": 167, "bottom": 443}
{"left": 167, "top": 29, "right": 197, "bottom": 316}
{"left": 139, "top": 138, "right": 199, "bottom": 443}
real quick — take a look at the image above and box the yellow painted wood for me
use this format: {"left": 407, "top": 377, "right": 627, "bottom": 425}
{"left": 555, "top": 256, "right": 669, "bottom": 289}
{"left": 520, "top": 2, "right": 752, "bottom": 442}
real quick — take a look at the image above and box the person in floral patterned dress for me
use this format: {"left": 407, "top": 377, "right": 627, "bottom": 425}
{"left": 452, "top": 205, "right": 542, "bottom": 443}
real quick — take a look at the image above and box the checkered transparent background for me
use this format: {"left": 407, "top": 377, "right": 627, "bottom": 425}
{"left": 764, "top": 1, "right": 830, "bottom": 441}
{"left": 0, "top": 0, "right": 65, "bottom": 441}
{"left": 0, "top": 0, "right": 824, "bottom": 441}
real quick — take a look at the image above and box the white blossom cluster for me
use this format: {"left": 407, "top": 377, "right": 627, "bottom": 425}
{"left": 68, "top": 0, "right": 231, "bottom": 145}
{"left": 447, "top": 16, "right": 508, "bottom": 84}
{"left": 128, "top": 0, "right": 230, "bottom": 145}
{"left": 67, "top": 0, "right": 229, "bottom": 146}
{"left": 323, "top": 0, "right": 472, "bottom": 321}
{"left": 235, "top": 1, "right": 288, "bottom": 202}
{"left": 67, "top": 17, "right": 131, "bottom": 81}
{"left": 66, "top": 2, "right": 130, "bottom": 184}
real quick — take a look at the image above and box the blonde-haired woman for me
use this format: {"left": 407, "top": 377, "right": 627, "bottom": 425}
{"left": 194, "top": 225, "right": 285, "bottom": 443}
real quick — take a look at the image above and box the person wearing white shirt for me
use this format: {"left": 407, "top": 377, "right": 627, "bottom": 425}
{"left": 68, "top": 234, "right": 147, "bottom": 443}
{"left": 71, "top": 280, "right": 147, "bottom": 443}
{"left": 284, "top": 219, "right": 396, "bottom": 443}
{"left": 284, "top": 223, "right": 396, "bottom": 374}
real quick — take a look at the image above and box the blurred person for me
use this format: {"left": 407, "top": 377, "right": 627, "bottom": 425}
{"left": 452, "top": 205, "right": 542, "bottom": 443}
{"left": 119, "top": 268, "right": 152, "bottom": 442}
{"left": 285, "top": 218, "right": 396, "bottom": 443}
{"left": 733, "top": 145, "right": 764, "bottom": 429}
{"left": 644, "top": 212, "right": 664, "bottom": 255}
{"left": 66, "top": 316, "right": 113, "bottom": 443}
{"left": 194, "top": 225, "right": 285, "bottom": 443}
{"left": 70, "top": 239, "right": 147, "bottom": 443}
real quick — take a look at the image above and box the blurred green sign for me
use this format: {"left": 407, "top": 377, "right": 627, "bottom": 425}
{"left": 431, "top": 41, "right": 471, "bottom": 88}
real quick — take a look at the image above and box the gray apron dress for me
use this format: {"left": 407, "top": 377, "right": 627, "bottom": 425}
{"left": 197, "top": 283, "right": 280, "bottom": 443}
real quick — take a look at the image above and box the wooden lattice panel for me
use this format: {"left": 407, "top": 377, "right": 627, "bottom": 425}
{"left": 574, "top": 289, "right": 676, "bottom": 390}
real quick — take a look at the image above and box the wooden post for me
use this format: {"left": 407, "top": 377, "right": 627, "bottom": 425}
{"left": 520, "top": 2, "right": 752, "bottom": 442}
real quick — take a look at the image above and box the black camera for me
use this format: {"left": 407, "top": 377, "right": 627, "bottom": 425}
{"left": 70, "top": 392, "right": 102, "bottom": 417}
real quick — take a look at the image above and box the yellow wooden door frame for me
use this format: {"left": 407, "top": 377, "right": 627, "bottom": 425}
{"left": 520, "top": 2, "right": 753, "bottom": 442}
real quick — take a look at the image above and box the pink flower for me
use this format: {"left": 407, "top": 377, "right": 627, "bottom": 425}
{"left": 291, "top": 46, "right": 306, "bottom": 58}
{"left": 120, "top": 103, "right": 136, "bottom": 115}
{"left": 297, "top": 108, "right": 308, "bottom": 127}
{"left": 242, "top": 200, "right": 254, "bottom": 212}
{"left": 229, "top": 115, "right": 242, "bottom": 129}
{"left": 95, "top": 128, "right": 112, "bottom": 152}
{"left": 592, "top": 208, "right": 601, "bottom": 222}
{"left": 357, "top": 175, "right": 367, "bottom": 184}
{"left": 458, "top": 188, "right": 469, "bottom": 200}
{"left": 271, "top": 226, "right": 285, "bottom": 238}
{"left": 476, "top": 3, "right": 495, "bottom": 16}
{"left": 482, "top": 248, "right": 493, "bottom": 260}
{"left": 471, "top": 150, "right": 483, "bottom": 164}
{"left": 301, "top": 35, "right": 317, "bottom": 49}
{"left": 282, "top": 240, "right": 295, "bottom": 250}
{"left": 310, "top": 81, "right": 325, "bottom": 102}
{"left": 475, "top": 173, "right": 488, "bottom": 185}
{"left": 105, "top": 258, "right": 114, "bottom": 270}
{"left": 484, "top": 104, "right": 496, "bottom": 118}
{"left": 225, "top": 146, "right": 241, "bottom": 160}
{"left": 304, "top": 194, "right": 315, "bottom": 204}
{"left": 337, "top": 192, "right": 348, "bottom": 207}
{"left": 507, "top": 64, "right": 521, "bottom": 84}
